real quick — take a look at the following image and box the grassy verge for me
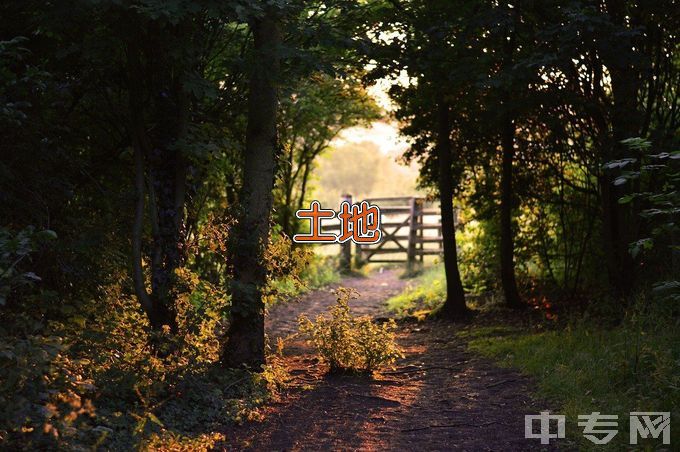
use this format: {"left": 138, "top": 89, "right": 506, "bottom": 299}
{"left": 386, "top": 264, "right": 495, "bottom": 318}
{"left": 466, "top": 309, "right": 679, "bottom": 450}
{"left": 387, "top": 265, "right": 679, "bottom": 449}
{"left": 386, "top": 265, "right": 446, "bottom": 318}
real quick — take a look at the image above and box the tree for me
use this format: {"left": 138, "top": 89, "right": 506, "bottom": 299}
{"left": 275, "top": 73, "right": 380, "bottom": 238}
{"left": 362, "top": 0, "right": 471, "bottom": 318}
{"left": 126, "top": 11, "right": 193, "bottom": 331}
{"left": 223, "top": 7, "right": 282, "bottom": 368}
{"left": 499, "top": 112, "right": 523, "bottom": 308}
{"left": 435, "top": 100, "right": 469, "bottom": 318}
{"left": 549, "top": 0, "right": 676, "bottom": 296}
{"left": 494, "top": 3, "right": 525, "bottom": 308}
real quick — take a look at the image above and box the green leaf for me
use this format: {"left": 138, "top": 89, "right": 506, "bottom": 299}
{"left": 652, "top": 280, "right": 680, "bottom": 294}
{"left": 604, "top": 158, "right": 636, "bottom": 169}
{"left": 629, "top": 238, "right": 653, "bottom": 259}
{"left": 618, "top": 194, "right": 635, "bottom": 204}
{"left": 620, "top": 137, "right": 651, "bottom": 152}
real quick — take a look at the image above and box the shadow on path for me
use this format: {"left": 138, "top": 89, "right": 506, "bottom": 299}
{"left": 223, "top": 269, "right": 563, "bottom": 451}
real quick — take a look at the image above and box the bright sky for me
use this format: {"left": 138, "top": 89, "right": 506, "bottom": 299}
{"left": 332, "top": 120, "right": 409, "bottom": 157}
{"left": 331, "top": 73, "right": 412, "bottom": 158}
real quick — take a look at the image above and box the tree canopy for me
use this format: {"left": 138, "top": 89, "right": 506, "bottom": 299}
{"left": 1, "top": 0, "right": 678, "bottom": 448}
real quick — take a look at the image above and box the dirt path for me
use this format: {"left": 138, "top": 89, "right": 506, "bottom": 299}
{"left": 224, "top": 269, "right": 560, "bottom": 451}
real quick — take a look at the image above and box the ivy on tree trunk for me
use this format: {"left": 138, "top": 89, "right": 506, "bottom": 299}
{"left": 223, "top": 10, "right": 281, "bottom": 369}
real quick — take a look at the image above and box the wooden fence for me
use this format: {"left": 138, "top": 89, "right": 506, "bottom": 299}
{"left": 321, "top": 195, "right": 446, "bottom": 269}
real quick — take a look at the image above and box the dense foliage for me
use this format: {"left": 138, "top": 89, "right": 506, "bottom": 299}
{"left": 0, "top": 0, "right": 370, "bottom": 447}
{"left": 1, "top": 0, "right": 678, "bottom": 448}
{"left": 357, "top": 0, "right": 679, "bottom": 308}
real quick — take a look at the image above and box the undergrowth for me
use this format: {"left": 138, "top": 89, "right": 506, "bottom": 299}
{"left": 268, "top": 254, "right": 341, "bottom": 304}
{"left": 386, "top": 265, "right": 491, "bottom": 318}
{"left": 0, "top": 266, "right": 291, "bottom": 450}
{"left": 386, "top": 265, "right": 447, "bottom": 318}
{"left": 0, "top": 234, "right": 331, "bottom": 449}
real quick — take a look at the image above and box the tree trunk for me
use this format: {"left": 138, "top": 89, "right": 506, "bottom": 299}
{"left": 143, "top": 71, "right": 190, "bottom": 333}
{"left": 500, "top": 115, "right": 524, "bottom": 309}
{"left": 297, "top": 160, "right": 312, "bottom": 213}
{"left": 223, "top": 11, "right": 281, "bottom": 369}
{"left": 600, "top": 0, "right": 641, "bottom": 298}
{"left": 127, "top": 38, "right": 186, "bottom": 331}
{"left": 498, "top": 5, "right": 524, "bottom": 310}
{"left": 436, "top": 101, "right": 468, "bottom": 319}
{"left": 600, "top": 97, "right": 638, "bottom": 297}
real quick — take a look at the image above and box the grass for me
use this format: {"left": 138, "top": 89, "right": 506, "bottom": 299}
{"left": 268, "top": 254, "right": 341, "bottom": 303}
{"left": 465, "top": 305, "right": 680, "bottom": 450}
{"left": 386, "top": 264, "right": 493, "bottom": 318}
{"left": 386, "top": 265, "right": 447, "bottom": 318}
{"left": 387, "top": 264, "right": 679, "bottom": 449}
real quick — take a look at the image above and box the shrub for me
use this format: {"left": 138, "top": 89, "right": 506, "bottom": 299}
{"left": 298, "top": 288, "right": 402, "bottom": 373}
{"left": 608, "top": 138, "right": 680, "bottom": 302}
{"left": 173, "top": 267, "right": 230, "bottom": 364}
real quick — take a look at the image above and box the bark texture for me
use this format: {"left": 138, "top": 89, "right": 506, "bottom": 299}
{"left": 223, "top": 11, "right": 281, "bottom": 368}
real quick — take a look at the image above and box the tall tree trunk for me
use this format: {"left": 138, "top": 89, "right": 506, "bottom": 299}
{"left": 127, "top": 37, "right": 186, "bottom": 331}
{"left": 223, "top": 11, "right": 281, "bottom": 369}
{"left": 500, "top": 115, "right": 523, "bottom": 309}
{"left": 145, "top": 72, "right": 189, "bottom": 333}
{"left": 498, "top": 5, "right": 524, "bottom": 310}
{"left": 600, "top": 93, "right": 638, "bottom": 297}
{"left": 600, "top": 0, "right": 641, "bottom": 297}
{"left": 436, "top": 101, "right": 468, "bottom": 319}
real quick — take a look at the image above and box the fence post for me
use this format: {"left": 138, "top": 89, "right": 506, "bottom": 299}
{"left": 407, "top": 197, "right": 420, "bottom": 271}
{"left": 418, "top": 201, "right": 424, "bottom": 263}
{"left": 339, "top": 193, "right": 352, "bottom": 272}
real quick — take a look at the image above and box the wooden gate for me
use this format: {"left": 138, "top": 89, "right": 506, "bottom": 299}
{"left": 321, "top": 195, "right": 445, "bottom": 269}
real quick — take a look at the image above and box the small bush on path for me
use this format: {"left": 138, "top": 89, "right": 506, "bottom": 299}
{"left": 298, "top": 288, "right": 402, "bottom": 373}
